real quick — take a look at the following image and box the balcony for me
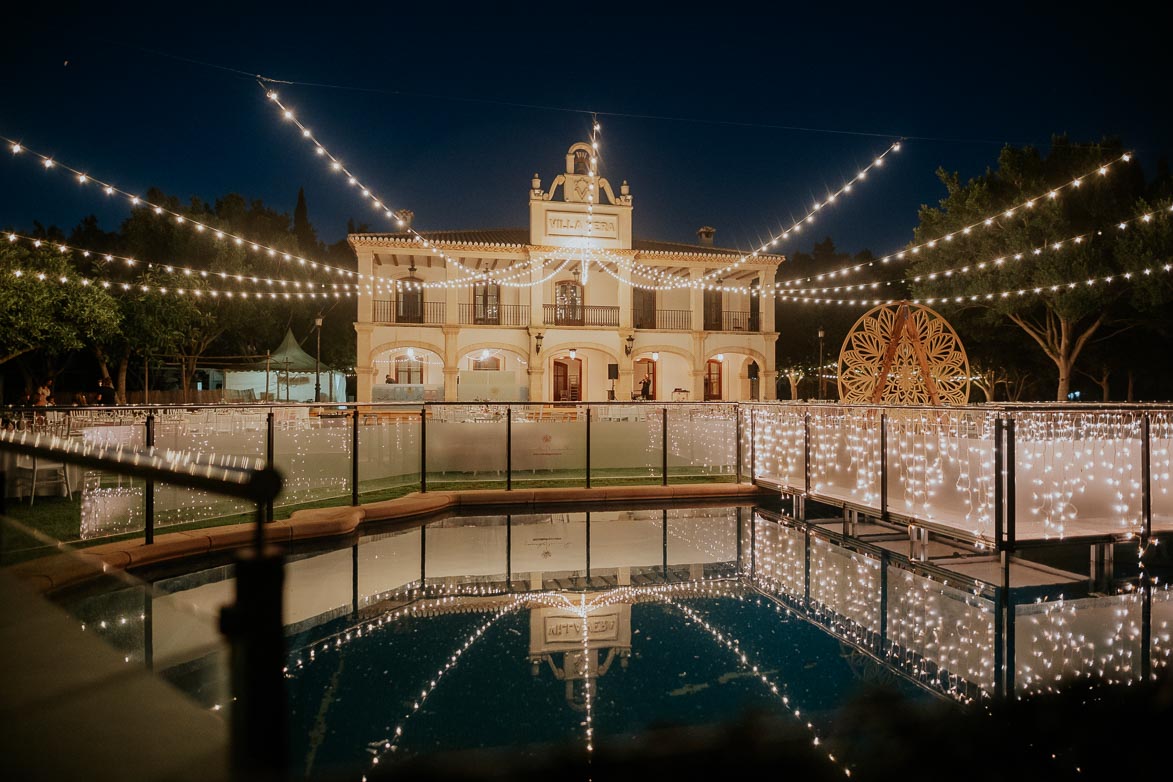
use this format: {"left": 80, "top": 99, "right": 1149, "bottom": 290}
{"left": 458, "top": 303, "right": 531, "bottom": 326}
{"left": 543, "top": 304, "right": 620, "bottom": 327}
{"left": 372, "top": 300, "right": 446, "bottom": 325}
{"left": 704, "top": 310, "right": 754, "bottom": 331}
{"left": 634, "top": 309, "right": 691, "bottom": 330}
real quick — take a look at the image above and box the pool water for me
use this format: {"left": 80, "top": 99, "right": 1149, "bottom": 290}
{"left": 62, "top": 503, "right": 1173, "bottom": 779}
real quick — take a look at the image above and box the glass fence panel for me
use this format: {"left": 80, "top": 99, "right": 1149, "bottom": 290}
{"left": 748, "top": 405, "right": 807, "bottom": 492}
{"left": 808, "top": 406, "right": 881, "bottom": 509}
{"left": 509, "top": 405, "right": 587, "bottom": 487}
{"left": 1149, "top": 412, "right": 1173, "bottom": 535}
{"left": 425, "top": 405, "right": 507, "bottom": 488}
{"left": 885, "top": 408, "right": 998, "bottom": 540}
{"left": 358, "top": 407, "right": 421, "bottom": 499}
{"left": 589, "top": 404, "right": 660, "bottom": 485}
{"left": 152, "top": 408, "right": 265, "bottom": 530}
{"left": 886, "top": 565, "right": 996, "bottom": 699}
{"left": 9, "top": 412, "right": 147, "bottom": 543}
{"left": 1012, "top": 410, "right": 1144, "bottom": 540}
{"left": 667, "top": 405, "right": 736, "bottom": 482}
{"left": 273, "top": 409, "right": 352, "bottom": 509}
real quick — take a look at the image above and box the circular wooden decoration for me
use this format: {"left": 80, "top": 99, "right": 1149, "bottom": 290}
{"left": 836, "top": 302, "right": 969, "bottom": 405}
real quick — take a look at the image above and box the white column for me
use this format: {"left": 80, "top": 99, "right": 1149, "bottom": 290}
{"left": 758, "top": 267, "right": 776, "bottom": 333}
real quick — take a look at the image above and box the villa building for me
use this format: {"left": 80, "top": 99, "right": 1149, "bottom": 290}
{"left": 350, "top": 142, "right": 781, "bottom": 403}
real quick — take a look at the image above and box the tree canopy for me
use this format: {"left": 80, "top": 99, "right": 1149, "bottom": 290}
{"left": 903, "top": 137, "right": 1173, "bottom": 400}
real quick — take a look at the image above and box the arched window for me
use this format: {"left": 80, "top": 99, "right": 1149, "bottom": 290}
{"left": 634, "top": 358, "right": 657, "bottom": 400}
{"left": 573, "top": 148, "right": 590, "bottom": 175}
{"left": 554, "top": 280, "right": 584, "bottom": 325}
{"left": 473, "top": 282, "right": 500, "bottom": 324}
{"left": 397, "top": 276, "right": 423, "bottom": 323}
{"left": 704, "top": 359, "right": 723, "bottom": 401}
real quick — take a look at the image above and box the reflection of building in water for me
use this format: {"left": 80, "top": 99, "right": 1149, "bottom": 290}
{"left": 528, "top": 603, "right": 632, "bottom": 709}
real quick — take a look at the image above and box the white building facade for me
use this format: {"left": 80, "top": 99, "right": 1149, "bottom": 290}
{"left": 350, "top": 142, "right": 780, "bottom": 403}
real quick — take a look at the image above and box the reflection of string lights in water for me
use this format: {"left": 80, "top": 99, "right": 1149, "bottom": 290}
{"left": 361, "top": 597, "right": 527, "bottom": 779}
{"left": 657, "top": 594, "right": 852, "bottom": 777}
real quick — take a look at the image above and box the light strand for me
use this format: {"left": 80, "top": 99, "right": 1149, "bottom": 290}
{"left": 785, "top": 203, "right": 1170, "bottom": 296}
{"left": 262, "top": 87, "right": 541, "bottom": 288}
{"left": 774, "top": 152, "right": 1134, "bottom": 288}
{"left": 3, "top": 134, "right": 366, "bottom": 282}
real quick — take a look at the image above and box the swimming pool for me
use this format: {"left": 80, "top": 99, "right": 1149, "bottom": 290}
{"left": 65, "top": 502, "right": 1173, "bottom": 779}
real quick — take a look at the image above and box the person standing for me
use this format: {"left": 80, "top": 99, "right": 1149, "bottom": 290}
{"left": 96, "top": 377, "right": 116, "bottom": 406}
{"left": 640, "top": 374, "right": 652, "bottom": 400}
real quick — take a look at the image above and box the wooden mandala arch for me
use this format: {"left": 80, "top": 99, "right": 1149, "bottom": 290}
{"left": 836, "top": 301, "right": 970, "bottom": 405}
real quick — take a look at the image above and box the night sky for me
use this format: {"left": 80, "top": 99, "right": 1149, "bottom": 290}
{"left": 1, "top": 6, "right": 1169, "bottom": 259}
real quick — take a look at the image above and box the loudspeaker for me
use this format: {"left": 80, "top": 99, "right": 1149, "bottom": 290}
{"left": 607, "top": 363, "right": 619, "bottom": 380}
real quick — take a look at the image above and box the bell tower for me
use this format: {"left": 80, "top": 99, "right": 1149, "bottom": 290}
{"left": 528, "top": 141, "right": 633, "bottom": 249}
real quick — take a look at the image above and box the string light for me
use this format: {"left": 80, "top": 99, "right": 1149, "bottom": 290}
{"left": 785, "top": 202, "right": 1170, "bottom": 297}
{"left": 261, "top": 86, "right": 544, "bottom": 288}
{"left": 1, "top": 263, "right": 351, "bottom": 302}
{"left": 1, "top": 132, "right": 371, "bottom": 283}
{"left": 629, "top": 140, "right": 903, "bottom": 290}
{"left": 1, "top": 230, "right": 354, "bottom": 292}
{"left": 775, "top": 152, "right": 1134, "bottom": 288}
{"left": 774, "top": 246, "right": 1173, "bottom": 309}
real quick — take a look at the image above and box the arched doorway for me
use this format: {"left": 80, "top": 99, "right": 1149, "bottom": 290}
{"left": 634, "top": 357, "right": 657, "bottom": 400}
{"left": 553, "top": 357, "right": 583, "bottom": 401}
{"left": 704, "top": 359, "right": 723, "bottom": 401}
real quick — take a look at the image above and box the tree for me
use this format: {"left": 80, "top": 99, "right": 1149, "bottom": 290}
{"left": 906, "top": 137, "right": 1172, "bottom": 400}
{"left": 0, "top": 242, "right": 120, "bottom": 372}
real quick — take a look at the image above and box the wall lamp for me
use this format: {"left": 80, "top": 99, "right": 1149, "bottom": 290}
{"left": 624, "top": 334, "right": 635, "bottom": 356}
{"left": 534, "top": 333, "right": 543, "bottom": 354}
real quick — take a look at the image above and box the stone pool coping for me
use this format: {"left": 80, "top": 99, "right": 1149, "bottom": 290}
{"left": 11, "top": 483, "right": 774, "bottom": 593}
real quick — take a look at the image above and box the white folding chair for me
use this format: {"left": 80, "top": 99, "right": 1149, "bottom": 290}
{"left": 13, "top": 455, "right": 73, "bottom": 505}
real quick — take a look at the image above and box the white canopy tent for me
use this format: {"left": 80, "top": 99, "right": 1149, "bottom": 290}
{"left": 224, "top": 329, "right": 346, "bottom": 402}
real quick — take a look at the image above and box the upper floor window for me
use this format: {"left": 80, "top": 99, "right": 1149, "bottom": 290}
{"left": 398, "top": 275, "right": 423, "bottom": 323}
{"left": 554, "top": 280, "right": 584, "bottom": 325}
{"left": 473, "top": 282, "right": 500, "bottom": 325}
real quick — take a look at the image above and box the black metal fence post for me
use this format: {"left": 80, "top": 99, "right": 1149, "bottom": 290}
{"left": 1006, "top": 417, "right": 1016, "bottom": 552}
{"left": 803, "top": 411, "right": 812, "bottom": 496}
{"left": 220, "top": 518, "right": 288, "bottom": 780}
{"left": 1142, "top": 413, "right": 1152, "bottom": 549}
{"left": 585, "top": 404, "right": 591, "bottom": 489}
{"left": 351, "top": 408, "right": 359, "bottom": 507}
{"left": 420, "top": 405, "right": 427, "bottom": 493}
{"left": 662, "top": 407, "right": 669, "bottom": 486}
{"left": 144, "top": 413, "right": 155, "bottom": 544}
{"left": 506, "top": 406, "right": 512, "bottom": 491}
{"left": 994, "top": 418, "right": 1005, "bottom": 554}
{"left": 265, "top": 410, "right": 275, "bottom": 522}
{"left": 735, "top": 404, "right": 743, "bottom": 483}
{"left": 750, "top": 408, "right": 756, "bottom": 483}
{"left": 880, "top": 413, "right": 889, "bottom": 521}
